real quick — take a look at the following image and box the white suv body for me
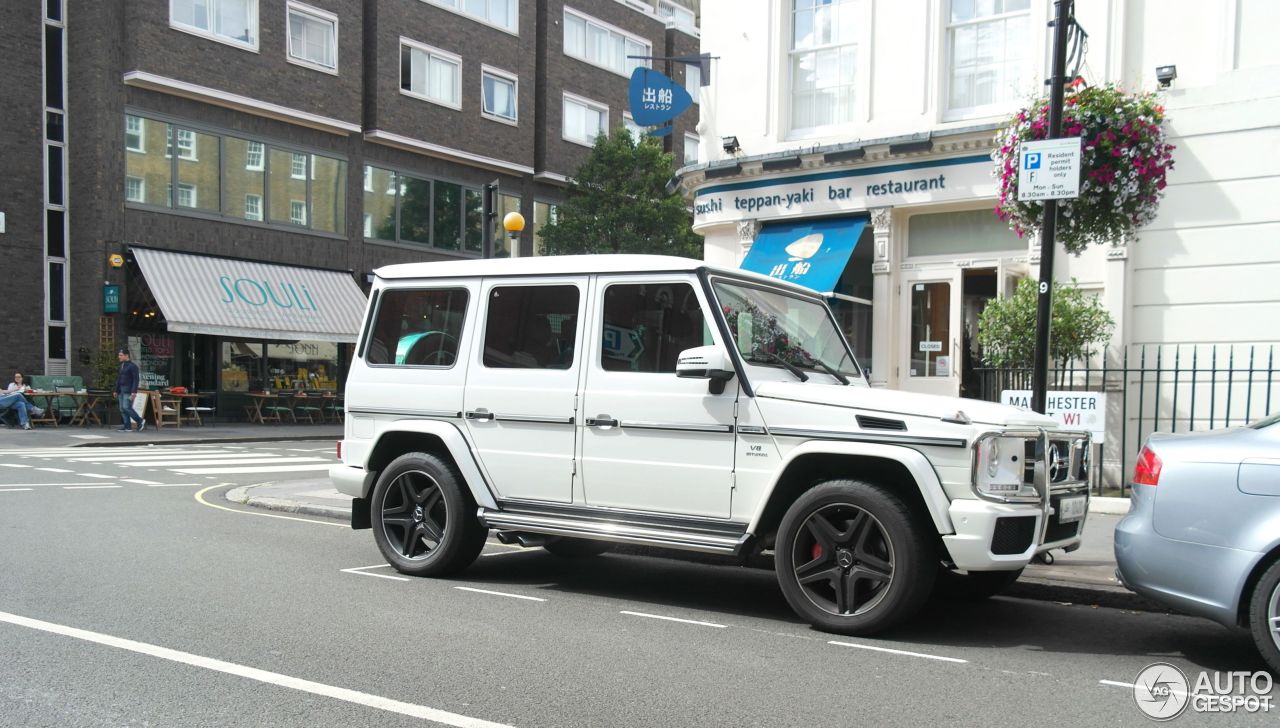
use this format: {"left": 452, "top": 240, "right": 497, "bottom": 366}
{"left": 334, "top": 255, "right": 1090, "bottom": 634}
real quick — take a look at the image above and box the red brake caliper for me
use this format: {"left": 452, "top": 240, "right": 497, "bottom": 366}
{"left": 811, "top": 543, "right": 823, "bottom": 561}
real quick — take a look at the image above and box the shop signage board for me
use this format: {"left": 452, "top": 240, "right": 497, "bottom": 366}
{"left": 1016, "top": 137, "right": 1081, "bottom": 201}
{"left": 1001, "top": 390, "right": 1107, "bottom": 442}
{"left": 628, "top": 68, "right": 693, "bottom": 136}
{"left": 103, "top": 284, "right": 121, "bottom": 313}
{"left": 692, "top": 155, "right": 996, "bottom": 229}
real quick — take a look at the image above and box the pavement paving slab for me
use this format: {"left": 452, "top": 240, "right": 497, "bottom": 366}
{"left": 0, "top": 423, "right": 342, "bottom": 448}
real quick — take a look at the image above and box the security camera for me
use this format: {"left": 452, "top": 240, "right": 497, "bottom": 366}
{"left": 1155, "top": 65, "right": 1177, "bottom": 88}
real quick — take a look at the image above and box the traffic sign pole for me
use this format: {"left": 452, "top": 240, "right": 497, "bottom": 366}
{"left": 1031, "top": 0, "right": 1074, "bottom": 415}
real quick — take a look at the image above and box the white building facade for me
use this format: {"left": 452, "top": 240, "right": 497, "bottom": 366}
{"left": 684, "top": 0, "right": 1280, "bottom": 420}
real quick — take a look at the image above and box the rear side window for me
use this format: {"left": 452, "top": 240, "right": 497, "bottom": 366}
{"left": 365, "top": 288, "right": 468, "bottom": 367}
{"left": 483, "top": 285, "right": 580, "bottom": 369}
{"left": 600, "top": 283, "right": 709, "bottom": 373}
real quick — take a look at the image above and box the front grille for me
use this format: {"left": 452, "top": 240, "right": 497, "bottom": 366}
{"left": 991, "top": 516, "right": 1037, "bottom": 555}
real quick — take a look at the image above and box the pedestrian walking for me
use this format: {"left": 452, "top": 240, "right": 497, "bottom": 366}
{"left": 115, "top": 349, "right": 146, "bottom": 432}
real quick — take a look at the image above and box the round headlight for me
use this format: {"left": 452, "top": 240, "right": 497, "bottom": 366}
{"left": 985, "top": 438, "right": 1001, "bottom": 478}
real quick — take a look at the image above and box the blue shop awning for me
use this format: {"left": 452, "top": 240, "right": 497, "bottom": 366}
{"left": 740, "top": 217, "right": 867, "bottom": 295}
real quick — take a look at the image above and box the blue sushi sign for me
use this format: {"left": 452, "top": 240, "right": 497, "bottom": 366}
{"left": 628, "top": 68, "right": 694, "bottom": 137}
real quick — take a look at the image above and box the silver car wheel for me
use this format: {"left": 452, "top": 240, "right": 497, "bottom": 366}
{"left": 1270, "top": 581, "right": 1280, "bottom": 654}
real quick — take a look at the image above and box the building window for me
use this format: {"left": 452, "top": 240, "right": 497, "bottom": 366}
{"left": 170, "top": 0, "right": 258, "bottom": 49}
{"left": 563, "top": 93, "right": 608, "bottom": 147}
{"left": 401, "top": 39, "right": 462, "bottom": 109}
{"left": 167, "top": 127, "right": 197, "bottom": 160}
{"left": 481, "top": 66, "right": 518, "bottom": 123}
{"left": 287, "top": 2, "right": 337, "bottom": 72}
{"left": 424, "top": 0, "right": 517, "bottom": 34}
{"left": 125, "top": 175, "right": 145, "bottom": 203}
{"left": 790, "top": 0, "right": 860, "bottom": 135}
{"left": 367, "top": 164, "right": 482, "bottom": 253}
{"left": 532, "top": 201, "right": 557, "bottom": 256}
{"left": 290, "top": 199, "right": 307, "bottom": 226}
{"left": 563, "top": 9, "right": 650, "bottom": 77}
{"left": 684, "top": 62, "right": 701, "bottom": 98}
{"left": 658, "top": 1, "right": 698, "bottom": 33}
{"left": 684, "top": 133, "right": 699, "bottom": 164}
{"left": 174, "top": 182, "right": 197, "bottom": 209}
{"left": 289, "top": 152, "right": 307, "bottom": 179}
{"left": 945, "top": 0, "right": 1031, "bottom": 116}
{"left": 363, "top": 213, "right": 373, "bottom": 238}
{"left": 244, "top": 193, "right": 263, "bottom": 221}
{"left": 125, "top": 115, "right": 145, "bottom": 153}
{"left": 622, "top": 113, "right": 646, "bottom": 140}
{"left": 176, "top": 128, "right": 220, "bottom": 213}
{"left": 364, "top": 166, "right": 396, "bottom": 240}
{"left": 245, "top": 140, "right": 264, "bottom": 170}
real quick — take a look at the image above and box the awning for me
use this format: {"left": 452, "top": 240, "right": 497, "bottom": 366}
{"left": 131, "top": 247, "right": 367, "bottom": 343}
{"left": 740, "top": 216, "right": 867, "bottom": 295}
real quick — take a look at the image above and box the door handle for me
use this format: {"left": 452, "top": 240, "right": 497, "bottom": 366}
{"left": 585, "top": 415, "right": 619, "bottom": 428}
{"left": 464, "top": 408, "right": 494, "bottom": 421}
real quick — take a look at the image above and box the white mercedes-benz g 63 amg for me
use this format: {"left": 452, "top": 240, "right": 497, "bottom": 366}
{"left": 333, "top": 255, "right": 1090, "bottom": 635}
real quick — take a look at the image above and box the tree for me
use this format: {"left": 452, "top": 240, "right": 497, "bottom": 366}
{"left": 538, "top": 131, "right": 702, "bottom": 257}
{"left": 977, "top": 278, "right": 1114, "bottom": 368}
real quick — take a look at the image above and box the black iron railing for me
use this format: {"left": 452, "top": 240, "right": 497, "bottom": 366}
{"left": 973, "top": 344, "right": 1278, "bottom": 495}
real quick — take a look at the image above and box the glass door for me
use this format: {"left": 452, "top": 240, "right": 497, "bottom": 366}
{"left": 900, "top": 270, "right": 961, "bottom": 397}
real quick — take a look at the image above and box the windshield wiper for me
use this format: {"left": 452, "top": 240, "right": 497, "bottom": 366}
{"left": 798, "top": 356, "right": 850, "bottom": 385}
{"left": 754, "top": 349, "right": 808, "bottom": 382}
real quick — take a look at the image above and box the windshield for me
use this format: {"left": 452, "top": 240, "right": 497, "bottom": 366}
{"left": 712, "top": 279, "right": 861, "bottom": 380}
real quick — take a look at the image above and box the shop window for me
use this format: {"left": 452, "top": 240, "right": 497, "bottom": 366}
{"left": 483, "top": 285, "right": 580, "bottom": 369}
{"left": 397, "top": 174, "right": 432, "bottom": 245}
{"left": 532, "top": 201, "right": 556, "bottom": 257}
{"left": 909, "top": 282, "right": 950, "bottom": 377}
{"left": 267, "top": 341, "right": 340, "bottom": 390}
{"left": 464, "top": 188, "right": 483, "bottom": 253}
{"left": 365, "top": 288, "right": 469, "bottom": 367}
{"left": 225, "top": 137, "right": 265, "bottom": 220}
{"left": 130, "top": 333, "right": 177, "bottom": 389}
{"left": 363, "top": 165, "right": 397, "bottom": 240}
{"left": 600, "top": 283, "right": 707, "bottom": 373}
{"left": 433, "top": 180, "right": 463, "bottom": 251}
{"left": 310, "top": 154, "right": 346, "bottom": 233}
{"left": 221, "top": 341, "right": 263, "bottom": 392}
{"left": 176, "top": 129, "right": 220, "bottom": 214}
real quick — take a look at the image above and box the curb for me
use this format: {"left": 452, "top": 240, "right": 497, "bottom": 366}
{"left": 73, "top": 434, "right": 340, "bottom": 448}
{"left": 1089, "top": 496, "right": 1130, "bottom": 516}
{"left": 226, "top": 485, "right": 351, "bottom": 521}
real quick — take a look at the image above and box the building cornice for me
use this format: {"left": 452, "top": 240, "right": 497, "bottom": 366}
{"left": 364, "top": 130, "right": 535, "bottom": 176}
{"left": 122, "top": 71, "right": 361, "bottom": 135}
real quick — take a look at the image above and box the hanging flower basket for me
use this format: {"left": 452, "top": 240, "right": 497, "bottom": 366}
{"left": 992, "top": 82, "right": 1176, "bottom": 255}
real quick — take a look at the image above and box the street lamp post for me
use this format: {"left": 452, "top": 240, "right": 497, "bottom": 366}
{"left": 503, "top": 212, "right": 525, "bottom": 257}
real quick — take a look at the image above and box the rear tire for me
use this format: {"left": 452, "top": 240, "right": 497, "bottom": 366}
{"left": 370, "top": 452, "right": 487, "bottom": 577}
{"left": 543, "top": 537, "right": 611, "bottom": 557}
{"left": 933, "top": 567, "right": 1024, "bottom": 601}
{"left": 775, "top": 480, "right": 936, "bottom": 635}
{"left": 1247, "top": 559, "right": 1280, "bottom": 675}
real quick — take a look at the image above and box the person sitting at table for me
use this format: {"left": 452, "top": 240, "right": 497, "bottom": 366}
{"left": 3, "top": 372, "right": 45, "bottom": 419}
{"left": 0, "top": 391, "right": 36, "bottom": 430}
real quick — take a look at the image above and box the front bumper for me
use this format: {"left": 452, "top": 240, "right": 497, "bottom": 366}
{"left": 943, "top": 494, "right": 1087, "bottom": 571}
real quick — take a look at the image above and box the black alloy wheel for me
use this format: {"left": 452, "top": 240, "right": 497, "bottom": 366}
{"left": 776, "top": 480, "right": 935, "bottom": 635}
{"left": 371, "top": 452, "right": 486, "bottom": 577}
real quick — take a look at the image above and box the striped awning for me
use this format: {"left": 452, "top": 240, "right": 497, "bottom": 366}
{"left": 131, "top": 247, "right": 367, "bottom": 343}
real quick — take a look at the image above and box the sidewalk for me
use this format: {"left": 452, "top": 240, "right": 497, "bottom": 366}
{"left": 0, "top": 423, "right": 342, "bottom": 448}
{"left": 230, "top": 479, "right": 1153, "bottom": 610}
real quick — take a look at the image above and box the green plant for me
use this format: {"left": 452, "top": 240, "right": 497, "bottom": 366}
{"left": 993, "top": 82, "right": 1176, "bottom": 254}
{"left": 92, "top": 348, "right": 119, "bottom": 390}
{"left": 977, "top": 278, "right": 1115, "bottom": 368}
{"left": 538, "top": 131, "right": 703, "bottom": 257}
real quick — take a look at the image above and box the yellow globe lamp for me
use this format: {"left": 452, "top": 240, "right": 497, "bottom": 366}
{"left": 502, "top": 211, "right": 526, "bottom": 235}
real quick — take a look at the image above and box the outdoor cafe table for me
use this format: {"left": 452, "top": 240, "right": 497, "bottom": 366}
{"left": 67, "top": 391, "right": 110, "bottom": 426}
{"left": 244, "top": 392, "right": 288, "bottom": 424}
{"left": 157, "top": 391, "right": 204, "bottom": 427}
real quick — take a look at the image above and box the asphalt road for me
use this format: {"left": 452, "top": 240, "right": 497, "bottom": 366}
{"left": 0, "top": 445, "right": 1275, "bottom": 727}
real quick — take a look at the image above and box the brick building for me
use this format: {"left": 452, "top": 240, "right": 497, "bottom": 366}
{"left": 1, "top": 0, "right": 700, "bottom": 416}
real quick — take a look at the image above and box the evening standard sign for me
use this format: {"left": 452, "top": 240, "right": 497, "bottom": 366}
{"left": 1001, "top": 390, "right": 1107, "bottom": 442}
{"left": 692, "top": 156, "right": 995, "bottom": 229}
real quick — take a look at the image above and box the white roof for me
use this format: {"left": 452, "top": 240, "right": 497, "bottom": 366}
{"left": 373, "top": 254, "right": 815, "bottom": 294}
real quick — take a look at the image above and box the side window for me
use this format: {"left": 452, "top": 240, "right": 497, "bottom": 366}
{"left": 483, "top": 285, "right": 580, "bottom": 369}
{"left": 600, "top": 283, "right": 708, "bottom": 373}
{"left": 365, "top": 288, "right": 469, "bottom": 367}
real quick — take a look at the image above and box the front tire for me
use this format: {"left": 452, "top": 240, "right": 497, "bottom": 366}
{"left": 775, "top": 480, "right": 936, "bottom": 635}
{"left": 1247, "top": 559, "right": 1280, "bottom": 675}
{"left": 371, "top": 452, "right": 486, "bottom": 577}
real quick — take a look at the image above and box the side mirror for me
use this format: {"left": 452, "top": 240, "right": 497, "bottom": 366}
{"left": 676, "top": 345, "right": 736, "bottom": 395}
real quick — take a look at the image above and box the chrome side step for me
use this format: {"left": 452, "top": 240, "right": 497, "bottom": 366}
{"left": 477, "top": 507, "right": 750, "bottom": 555}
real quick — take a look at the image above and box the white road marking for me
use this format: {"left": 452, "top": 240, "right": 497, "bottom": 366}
{"left": 194, "top": 485, "right": 348, "bottom": 528}
{"left": 287, "top": 448, "right": 334, "bottom": 452}
{"left": 176, "top": 464, "right": 333, "bottom": 474}
{"left": 0, "top": 464, "right": 32, "bottom": 468}
{"left": 145, "top": 483, "right": 203, "bottom": 488}
{"left": 59, "top": 452, "right": 241, "bottom": 462}
{"left": 0, "top": 610, "right": 517, "bottom": 728}
{"left": 0, "top": 482, "right": 130, "bottom": 487}
{"left": 69, "top": 434, "right": 108, "bottom": 439}
{"left": 619, "top": 610, "right": 727, "bottom": 628}
{"left": 340, "top": 565, "right": 410, "bottom": 582}
{"left": 37, "top": 468, "right": 73, "bottom": 473}
{"left": 63, "top": 485, "right": 124, "bottom": 490}
{"left": 1100, "top": 679, "right": 1189, "bottom": 697}
{"left": 120, "top": 457, "right": 326, "bottom": 468}
{"left": 454, "top": 587, "right": 546, "bottom": 602}
{"left": 77, "top": 473, "right": 117, "bottom": 479}
{"left": 0, "top": 488, "right": 33, "bottom": 492}
{"left": 123, "top": 479, "right": 163, "bottom": 485}
{"left": 828, "top": 640, "right": 968, "bottom": 664}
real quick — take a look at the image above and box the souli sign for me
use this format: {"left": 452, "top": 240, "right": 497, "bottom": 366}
{"left": 628, "top": 68, "right": 693, "bottom": 136}
{"left": 219, "top": 276, "right": 319, "bottom": 311}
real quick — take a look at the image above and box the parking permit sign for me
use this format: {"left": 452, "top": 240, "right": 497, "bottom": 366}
{"left": 1017, "top": 137, "right": 1081, "bottom": 201}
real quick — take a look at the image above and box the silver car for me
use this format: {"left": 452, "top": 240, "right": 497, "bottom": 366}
{"left": 1115, "top": 413, "right": 1280, "bottom": 673}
